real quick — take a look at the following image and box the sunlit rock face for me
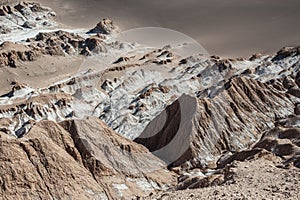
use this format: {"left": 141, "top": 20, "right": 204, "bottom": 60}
{"left": 0, "top": 2, "right": 56, "bottom": 38}
{"left": 0, "top": 117, "right": 176, "bottom": 199}
{"left": 0, "top": 1, "right": 300, "bottom": 199}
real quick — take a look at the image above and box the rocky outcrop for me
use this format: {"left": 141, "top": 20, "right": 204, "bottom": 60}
{"left": 0, "top": 91, "right": 74, "bottom": 136}
{"left": 87, "top": 18, "right": 119, "bottom": 34}
{"left": 0, "top": 123, "right": 108, "bottom": 200}
{"left": 0, "top": 2, "right": 56, "bottom": 35}
{"left": 0, "top": 30, "right": 114, "bottom": 67}
{"left": 175, "top": 166, "right": 233, "bottom": 190}
{"left": 145, "top": 153, "right": 300, "bottom": 200}
{"left": 143, "top": 103, "right": 300, "bottom": 192}
{"left": 253, "top": 118, "right": 300, "bottom": 168}
{"left": 80, "top": 36, "right": 107, "bottom": 55}
{"left": 272, "top": 46, "right": 300, "bottom": 61}
{"left": 135, "top": 76, "right": 298, "bottom": 169}
{"left": 1, "top": 40, "right": 299, "bottom": 139}
{"left": 0, "top": 30, "right": 79, "bottom": 67}
{"left": 32, "top": 30, "right": 112, "bottom": 56}
{"left": 0, "top": 117, "right": 175, "bottom": 199}
{"left": 113, "top": 56, "right": 130, "bottom": 64}
{"left": 32, "top": 30, "right": 85, "bottom": 56}
{"left": 0, "top": 41, "right": 39, "bottom": 67}
{"left": 0, "top": 6, "right": 123, "bottom": 67}
{"left": 60, "top": 117, "right": 176, "bottom": 198}
{"left": 1, "top": 1, "right": 300, "bottom": 199}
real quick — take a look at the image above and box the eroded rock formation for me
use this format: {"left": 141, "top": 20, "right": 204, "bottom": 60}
{"left": 0, "top": 2, "right": 300, "bottom": 198}
{"left": 135, "top": 75, "right": 299, "bottom": 169}
{"left": 0, "top": 117, "right": 176, "bottom": 199}
{"left": 87, "top": 18, "right": 119, "bottom": 34}
{"left": 0, "top": 2, "right": 56, "bottom": 35}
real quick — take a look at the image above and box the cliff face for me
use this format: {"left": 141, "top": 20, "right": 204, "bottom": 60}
{"left": 0, "top": 120, "right": 108, "bottom": 200}
{"left": 0, "top": 117, "right": 176, "bottom": 199}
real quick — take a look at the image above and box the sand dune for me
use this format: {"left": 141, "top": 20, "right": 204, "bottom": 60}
{"left": 36, "top": 0, "right": 300, "bottom": 57}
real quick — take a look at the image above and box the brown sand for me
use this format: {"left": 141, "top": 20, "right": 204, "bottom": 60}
{"left": 0, "top": 55, "right": 83, "bottom": 95}
{"left": 36, "top": 0, "right": 300, "bottom": 57}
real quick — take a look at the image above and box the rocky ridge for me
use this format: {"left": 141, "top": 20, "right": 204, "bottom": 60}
{"left": 142, "top": 108, "right": 300, "bottom": 199}
{"left": 135, "top": 74, "right": 299, "bottom": 169}
{"left": 0, "top": 117, "right": 176, "bottom": 199}
{"left": 0, "top": 1, "right": 300, "bottom": 199}
{"left": 0, "top": 27, "right": 126, "bottom": 68}
{"left": 1, "top": 44, "right": 299, "bottom": 140}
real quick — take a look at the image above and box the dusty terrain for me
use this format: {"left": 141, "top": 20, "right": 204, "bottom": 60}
{"left": 35, "top": 0, "right": 300, "bottom": 57}
{"left": 145, "top": 157, "right": 300, "bottom": 200}
{"left": 0, "top": 1, "right": 299, "bottom": 200}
